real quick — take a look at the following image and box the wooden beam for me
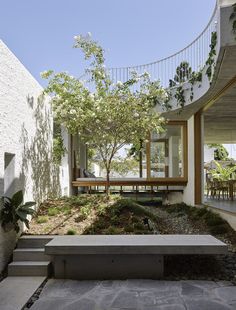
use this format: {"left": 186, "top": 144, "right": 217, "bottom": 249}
{"left": 72, "top": 178, "right": 187, "bottom": 187}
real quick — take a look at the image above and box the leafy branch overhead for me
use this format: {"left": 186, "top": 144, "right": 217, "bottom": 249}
{"left": 42, "top": 34, "right": 169, "bottom": 193}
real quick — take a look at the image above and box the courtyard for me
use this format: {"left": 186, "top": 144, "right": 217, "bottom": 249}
{"left": 1, "top": 0, "right": 236, "bottom": 309}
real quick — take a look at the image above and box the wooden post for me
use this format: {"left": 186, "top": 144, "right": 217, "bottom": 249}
{"left": 194, "top": 112, "right": 203, "bottom": 205}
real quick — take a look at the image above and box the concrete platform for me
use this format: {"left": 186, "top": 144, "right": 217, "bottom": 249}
{"left": 45, "top": 235, "right": 227, "bottom": 280}
{"left": 0, "top": 276, "right": 46, "bottom": 310}
{"left": 30, "top": 279, "right": 236, "bottom": 310}
{"left": 45, "top": 235, "right": 228, "bottom": 255}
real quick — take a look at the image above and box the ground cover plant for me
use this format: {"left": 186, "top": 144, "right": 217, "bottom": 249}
{"left": 27, "top": 195, "right": 159, "bottom": 235}
{"left": 26, "top": 196, "right": 236, "bottom": 281}
{"left": 27, "top": 195, "right": 236, "bottom": 247}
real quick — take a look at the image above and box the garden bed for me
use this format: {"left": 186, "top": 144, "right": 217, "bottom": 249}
{"left": 26, "top": 195, "right": 236, "bottom": 282}
{"left": 27, "top": 195, "right": 159, "bottom": 236}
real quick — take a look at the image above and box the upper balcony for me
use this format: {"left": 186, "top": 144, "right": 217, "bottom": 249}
{"left": 106, "top": 0, "right": 236, "bottom": 120}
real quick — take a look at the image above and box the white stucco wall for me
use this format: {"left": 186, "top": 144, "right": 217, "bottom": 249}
{"left": 60, "top": 127, "right": 71, "bottom": 196}
{"left": 183, "top": 116, "right": 195, "bottom": 206}
{"left": 204, "top": 145, "right": 215, "bottom": 163}
{"left": 0, "top": 40, "right": 61, "bottom": 273}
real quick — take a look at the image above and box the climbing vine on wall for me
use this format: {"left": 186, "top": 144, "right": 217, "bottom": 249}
{"left": 169, "top": 61, "right": 202, "bottom": 107}
{"left": 174, "top": 86, "right": 185, "bottom": 108}
{"left": 165, "top": 29, "right": 218, "bottom": 108}
{"left": 205, "top": 31, "right": 217, "bottom": 81}
{"left": 169, "top": 61, "right": 192, "bottom": 87}
{"left": 229, "top": 3, "right": 236, "bottom": 40}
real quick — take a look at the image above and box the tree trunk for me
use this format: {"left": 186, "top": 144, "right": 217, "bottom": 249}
{"left": 139, "top": 140, "right": 143, "bottom": 178}
{"left": 106, "top": 169, "right": 110, "bottom": 195}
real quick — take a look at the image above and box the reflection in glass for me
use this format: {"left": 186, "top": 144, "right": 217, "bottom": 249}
{"left": 150, "top": 125, "right": 184, "bottom": 178}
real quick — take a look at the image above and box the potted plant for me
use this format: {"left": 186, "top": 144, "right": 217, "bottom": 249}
{"left": 0, "top": 190, "right": 35, "bottom": 233}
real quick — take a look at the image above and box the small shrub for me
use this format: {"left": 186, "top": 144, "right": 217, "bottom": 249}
{"left": 134, "top": 222, "right": 146, "bottom": 230}
{"left": 194, "top": 207, "right": 208, "bottom": 218}
{"left": 48, "top": 207, "right": 60, "bottom": 216}
{"left": 102, "top": 226, "right": 123, "bottom": 235}
{"left": 165, "top": 203, "right": 191, "bottom": 215}
{"left": 113, "top": 198, "right": 157, "bottom": 222}
{"left": 124, "top": 225, "right": 134, "bottom": 233}
{"left": 92, "top": 221, "right": 106, "bottom": 230}
{"left": 209, "top": 224, "right": 229, "bottom": 235}
{"left": 97, "top": 204, "right": 108, "bottom": 216}
{"left": 63, "top": 195, "right": 88, "bottom": 206}
{"left": 204, "top": 213, "right": 225, "bottom": 227}
{"left": 36, "top": 216, "right": 49, "bottom": 224}
{"left": 67, "top": 229, "right": 77, "bottom": 235}
{"left": 61, "top": 206, "right": 72, "bottom": 215}
{"left": 80, "top": 206, "right": 92, "bottom": 219}
{"left": 43, "top": 225, "right": 53, "bottom": 233}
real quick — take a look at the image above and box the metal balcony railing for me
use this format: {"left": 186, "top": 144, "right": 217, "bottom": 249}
{"left": 108, "top": 4, "right": 218, "bottom": 88}
{"left": 82, "top": 2, "right": 218, "bottom": 90}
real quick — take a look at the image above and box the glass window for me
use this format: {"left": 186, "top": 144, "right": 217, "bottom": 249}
{"left": 149, "top": 124, "right": 185, "bottom": 178}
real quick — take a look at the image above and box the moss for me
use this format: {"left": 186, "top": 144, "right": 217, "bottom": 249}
{"left": 66, "top": 229, "right": 77, "bottom": 235}
{"left": 36, "top": 216, "right": 48, "bottom": 224}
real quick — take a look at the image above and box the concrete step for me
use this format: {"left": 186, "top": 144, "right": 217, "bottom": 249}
{"left": 13, "top": 248, "right": 50, "bottom": 261}
{"left": 8, "top": 261, "right": 51, "bottom": 276}
{"left": 17, "top": 235, "right": 54, "bottom": 248}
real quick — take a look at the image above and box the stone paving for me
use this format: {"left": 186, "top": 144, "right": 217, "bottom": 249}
{"left": 0, "top": 276, "right": 46, "bottom": 310}
{"left": 30, "top": 279, "right": 236, "bottom": 310}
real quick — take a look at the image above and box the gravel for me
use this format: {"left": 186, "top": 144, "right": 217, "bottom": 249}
{"left": 146, "top": 205, "right": 236, "bottom": 283}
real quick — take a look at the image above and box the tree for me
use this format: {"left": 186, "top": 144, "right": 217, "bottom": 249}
{"left": 42, "top": 34, "right": 168, "bottom": 194}
{"left": 97, "top": 156, "right": 139, "bottom": 178}
{"left": 207, "top": 144, "right": 230, "bottom": 161}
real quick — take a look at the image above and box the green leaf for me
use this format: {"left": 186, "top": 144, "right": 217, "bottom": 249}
{"left": 1, "top": 196, "right": 11, "bottom": 202}
{"left": 24, "top": 219, "right": 30, "bottom": 229}
{"left": 15, "top": 209, "right": 28, "bottom": 221}
{"left": 23, "top": 201, "right": 36, "bottom": 208}
{"left": 11, "top": 190, "right": 23, "bottom": 207}
{"left": 18, "top": 206, "right": 35, "bottom": 215}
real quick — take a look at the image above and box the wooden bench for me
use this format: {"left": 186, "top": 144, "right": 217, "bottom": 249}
{"left": 45, "top": 235, "right": 227, "bottom": 279}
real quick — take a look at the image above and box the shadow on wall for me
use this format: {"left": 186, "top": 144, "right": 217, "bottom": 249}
{"left": 20, "top": 94, "right": 61, "bottom": 204}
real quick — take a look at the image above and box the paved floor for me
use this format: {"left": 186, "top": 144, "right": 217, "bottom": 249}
{"left": 30, "top": 279, "right": 236, "bottom": 310}
{"left": 204, "top": 197, "right": 236, "bottom": 213}
{"left": 0, "top": 276, "right": 46, "bottom": 310}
